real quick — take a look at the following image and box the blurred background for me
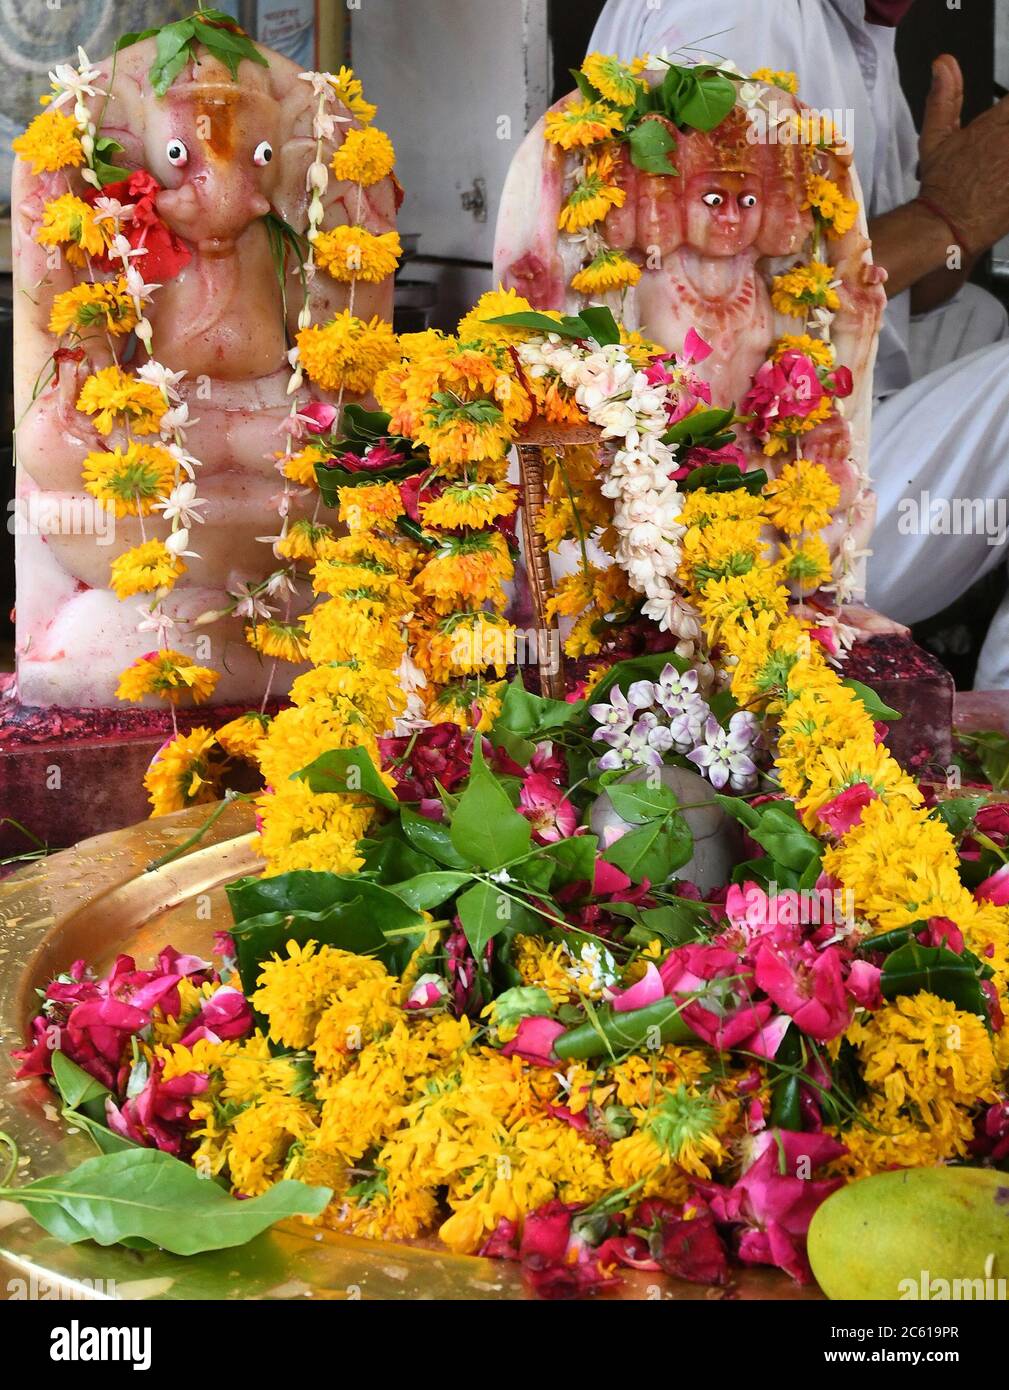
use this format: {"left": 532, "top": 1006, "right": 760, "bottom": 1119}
{"left": 2, "top": 0, "right": 1008, "bottom": 687}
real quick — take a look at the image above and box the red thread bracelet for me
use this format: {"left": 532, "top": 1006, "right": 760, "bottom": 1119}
{"left": 915, "top": 194, "right": 973, "bottom": 261}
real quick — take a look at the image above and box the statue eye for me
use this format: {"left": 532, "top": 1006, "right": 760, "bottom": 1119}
{"left": 740, "top": 194, "right": 759, "bottom": 208}
{"left": 166, "top": 139, "right": 189, "bottom": 167}
{"left": 253, "top": 141, "right": 274, "bottom": 166}
{"left": 702, "top": 193, "right": 724, "bottom": 207}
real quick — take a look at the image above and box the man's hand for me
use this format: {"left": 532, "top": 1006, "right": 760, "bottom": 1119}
{"left": 919, "top": 53, "right": 1009, "bottom": 256}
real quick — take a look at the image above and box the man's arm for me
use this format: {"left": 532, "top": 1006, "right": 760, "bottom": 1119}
{"left": 870, "top": 55, "right": 1009, "bottom": 310}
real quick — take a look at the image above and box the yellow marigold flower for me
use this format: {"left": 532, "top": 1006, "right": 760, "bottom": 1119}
{"left": 763, "top": 458, "right": 840, "bottom": 534}
{"left": 297, "top": 311, "right": 399, "bottom": 395}
{"left": 109, "top": 540, "right": 186, "bottom": 600}
{"left": 558, "top": 151, "right": 626, "bottom": 233}
{"left": 245, "top": 619, "right": 311, "bottom": 664}
{"left": 283, "top": 440, "right": 328, "bottom": 487}
{"left": 571, "top": 247, "right": 641, "bottom": 295}
{"left": 836, "top": 1095, "right": 975, "bottom": 1178}
{"left": 254, "top": 939, "right": 384, "bottom": 1050}
{"left": 312, "top": 974, "right": 402, "bottom": 1075}
{"left": 427, "top": 678, "right": 505, "bottom": 732}
{"left": 771, "top": 333, "right": 835, "bottom": 369}
{"left": 420, "top": 481, "right": 516, "bottom": 531}
{"left": 778, "top": 534, "right": 834, "bottom": 588}
{"left": 723, "top": 611, "right": 823, "bottom": 708}
{"left": 275, "top": 519, "right": 335, "bottom": 562}
{"left": 751, "top": 67, "right": 799, "bottom": 94}
{"left": 414, "top": 399, "right": 514, "bottom": 471}
{"left": 257, "top": 699, "right": 383, "bottom": 788}
{"left": 291, "top": 660, "right": 407, "bottom": 727}
{"left": 35, "top": 193, "right": 111, "bottom": 267}
{"left": 144, "top": 727, "right": 220, "bottom": 816}
{"left": 329, "top": 66, "right": 377, "bottom": 124}
{"left": 313, "top": 225, "right": 402, "bottom": 284}
{"left": 82, "top": 441, "right": 176, "bottom": 517}
{"left": 330, "top": 124, "right": 396, "bottom": 185}
{"left": 457, "top": 286, "right": 542, "bottom": 347}
{"left": 415, "top": 530, "right": 513, "bottom": 614}
{"left": 417, "top": 610, "right": 516, "bottom": 682}
{"left": 216, "top": 711, "right": 272, "bottom": 761}
{"left": 303, "top": 595, "right": 405, "bottom": 668}
{"left": 581, "top": 52, "right": 644, "bottom": 106}
{"left": 49, "top": 277, "right": 137, "bottom": 338}
{"left": 770, "top": 259, "right": 841, "bottom": 317}
{"left": 254, "top": 782, "right": 371, "bottom": 876}
{"left": 697, "top": 569, "right": 789, "bottom": 642}
{"left": 224, "top": 1095, "right": 320, "bottom": 1197}
{"left": 545, "top": 98, "right": 625, "bottom": 149}
{"left": 804, "top": 174, "right": 859, "bottom": 239}
{"left": 116, "top": 649, "right": 219, "bottom": 706}
{"left": 798, "top": 735, "right": 922, "bottom": 830}
{"left": 337, "top": 479, "right": 403, "bottom": 534}
{"left": 848, "top": 992, "right": 998, "bottom": 1132}
{"left": 13, "top": 109, "right": 85, "bottom": 174}
{"left": 77, "top": 366, "right": 166, "bottom": 437}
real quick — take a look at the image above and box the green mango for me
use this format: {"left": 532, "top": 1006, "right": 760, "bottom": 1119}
{"left": 808, "top": 1167, "right": 1009, "bottom": 1300}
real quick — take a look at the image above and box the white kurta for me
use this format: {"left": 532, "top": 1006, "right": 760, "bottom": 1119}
{"left": 590, "top": 0, "right": 1009, "bottom": 686}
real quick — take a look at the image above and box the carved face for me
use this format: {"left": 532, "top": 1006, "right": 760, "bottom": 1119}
{"left": 683, "top": 171, "right": 763, "bottom": 258}
{"left": 149, "top": 84, "right": 280, "bottom": 257}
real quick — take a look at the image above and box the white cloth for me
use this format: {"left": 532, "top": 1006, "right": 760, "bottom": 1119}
{"left": 591, "top": 0, "right": 1009, "bottom": 686}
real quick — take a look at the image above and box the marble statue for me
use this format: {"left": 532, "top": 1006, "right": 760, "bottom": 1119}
{"left": 11, "top": 36, "right": 397, "bottom": 707}
{"left": 494, "top": 80, "right": 894, "bottom": 625}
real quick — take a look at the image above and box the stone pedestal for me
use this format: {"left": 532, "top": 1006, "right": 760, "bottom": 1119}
{"left": 845, "top": 634, "right": 954, "bottom": 776}
{"left": 0, "top": 675, "right": 275, "bottom": 858}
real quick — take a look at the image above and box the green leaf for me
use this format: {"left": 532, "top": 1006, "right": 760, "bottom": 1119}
{"left": 192, "top": 17, "right": 269, "bottom": 79}
{"left": 841, "top": 678, "right": 900, "bottom": 723}
{"left": 494, "top": 676, "right": 583, "bottom": 741}
{"left": 680, "top": 464, "right": 765, "bottom": 495}
{"left": 770, "top": 1026, "right": 803, "bottom": 1129}
{"left": 541, "top": 834, "right": 599, "bottom": 891}
{"left": 570, "top": 68, "right": 605, "bottom": 103}
{"left": 226, "top": 871, "right": 425, "bottom": 989}
{"left": 577, "top": 305, "right": 622, "bottom": 346}
{"left": 342, "top": 404, "right": 394, "bottom": 441}
{"left": 663, "top": 407, "right": 736, "bottom": 446}
{"left": 457, "top": 880, "right": 519, "bottom": 958}
{"left": 607, "top": 780, "right": 684, "bottom": 825}
{"left": 881, "top": 941, "right": 989, "bottom": 1018}
{"left": 715, "top": 794, "right": 761, "bottom": 830}
{"left": 150, "top": 20, "right": 196, "bottom": 96}
{"left": 603, "top": 814, "right": 692, "bottom": 885}
{"left": 386, "top": 871, "right": 473, "bottom": 912}
{"left": 314, "top": 457, "right": 427, "bottom": 509}
{"left": 116, "top": 28, "right": 160, "bottom": 51}
{"left": 963, "top": 731, "right": 1009, "bottom": 792}
{"left": 627, "top": 119, "right": 678, "bottom": 175}
{"left": 934, "top": 795, "right": 988, "bottom": 838}
{"left": 293, "top": 745, "right": 399, "bottom": 810}
{"left": 677, "top": 71, "right": 738, "bottom": 130}
{"left": 9, "top": 1149, "right": 330, "bottom": 1255}
{"left": 450, "top": 756, "right": 531, "bottom": 871}
{"left": 749, "top": 805, "right": 821, "bottom": 874}
{"left": 51, "top": 1052, "right": 110, "bottom": 1112}
{"left": 400, "top": 808, "right": 475, "bottom": 870}
{"left": 484, "top": 310, "right": 598, "bottom": 339}
{"left": 62, "top": 1108, "right": 137, "bottom": 1157}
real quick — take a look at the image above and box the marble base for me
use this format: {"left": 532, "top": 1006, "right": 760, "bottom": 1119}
{"left": 0, "top": 675, "right": 276, "bottom": 857}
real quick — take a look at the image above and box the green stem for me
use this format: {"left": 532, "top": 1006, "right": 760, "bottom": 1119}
{"left": 0, "top": 1132, "right": 18, "bottom": 1190}
{"left": 145, "top": 791, "right": 249, "bottom": 872}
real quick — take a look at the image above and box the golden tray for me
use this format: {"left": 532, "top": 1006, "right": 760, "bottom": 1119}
{"left": 0, "top": 806, "right": 818, "bottom": 1301}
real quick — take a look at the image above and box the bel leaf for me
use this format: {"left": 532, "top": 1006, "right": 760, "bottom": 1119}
{"left": 387, "top": 870, "right": 473, "bottom": 911}
{"left": 6, "top": 1149, "right": 330, "bottom": 1255}
{"left": 294, "top": 745, "right": 400, "bottom": 810}
{"left": 841, "top": 678, "right": 901, "bottom": 723}
{"left": 457, "top": 880, "right": 516, "bottom": 958}
{"left": 627, "top": 119, "right": 678, "bottom": 175}
{"left": 450, "top": 759, "right": 531, "bottom": 870}
{"left": 677, "top": 71, "right": 738, "bottom": 130}
{"left": 603, "top": 814, "right": 692, "bottom": 885}
{"left": 607, "top": 780, "right": 683, "bottom": 825}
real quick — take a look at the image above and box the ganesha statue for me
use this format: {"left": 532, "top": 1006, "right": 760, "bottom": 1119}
{"left": 494, "top": 62, "right": 890, "bottom": 624}
{"left": 11, "top": 21, "right": 399, "bottom": 707}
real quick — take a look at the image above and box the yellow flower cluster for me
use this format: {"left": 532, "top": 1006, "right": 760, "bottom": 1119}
{"left": 116, "top": 649, "right": 219, "bottom": 706}
{"left": 13, "top": 109, "right": 85, "bottom": 175}
{"left": 804, "top": 174, "right": 859, "bottom": 239}
{"left": 297, "top": 311, "right": 399, "bottom": 396}
{"left": 313, "top": 226, "right": 402, "bottom": 284}
{"left": 50, "top": 278, "right": 138, "bottom": 338}
{"left": 330, "top": 125, "right": 396, "bottom": 186}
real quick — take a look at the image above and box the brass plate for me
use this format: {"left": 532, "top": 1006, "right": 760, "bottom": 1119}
{"left": 0, "top": 806, "right": 818, "bottom": 1301}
